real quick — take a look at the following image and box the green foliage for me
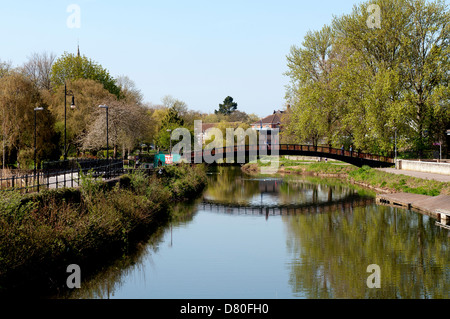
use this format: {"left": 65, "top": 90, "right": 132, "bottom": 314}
{"left": 285, "top": 0, "right": 450, "bottom": 155}
{"left": 0, "top": 191, "right": 37, "bottom": 223}
{"left": 50, "top": 52, "right": 121, "bottom": 98}
{"left": 0, "top": 72, "right": 59, "bottom": 165}
{"left": 162, "top": 106, "right": 185, "bottom": 127}
{"left": 155, "top": 106, "right": 190, "bottom": 149}
{"left": 215, "top": 96, "right": 238, "bottom": 115}
{"left": 349, "top": 165, "right": 446, "bottom": 196}
{"left": 161, "top": 164, "right": 207, "bottom": 198}
{"left": 0, "top": 164, "right": 207, "bottom": 288}
{"left": 78, "top": 169, "right": 105, "bottom": 204}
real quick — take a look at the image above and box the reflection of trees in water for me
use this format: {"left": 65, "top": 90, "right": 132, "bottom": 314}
{"left": 204, "top": 167, "right": 262, "bottom": 203}
{"left": 285, "top": 205, "right": 449, "bottom": 299}
{"left": 204, "top": 167, "right": 374, "bottom": 206}
{"left": 62, "top": 203, "right": 200, "bottom": 299}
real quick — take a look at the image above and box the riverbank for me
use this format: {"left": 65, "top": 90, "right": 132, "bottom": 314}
{"left": 0, "top": 164, "right": 207, "bottom": 296}
{"left": 242, "top": 159, "right": 450, "bottom": 196}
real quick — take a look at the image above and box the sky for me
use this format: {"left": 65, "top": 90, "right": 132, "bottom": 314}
{"left": 0, "top": 0, "right": 363, "bottom": 117}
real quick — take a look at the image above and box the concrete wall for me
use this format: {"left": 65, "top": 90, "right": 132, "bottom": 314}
{"left": 397, "top": 160, "right": 450, "bottom": 175}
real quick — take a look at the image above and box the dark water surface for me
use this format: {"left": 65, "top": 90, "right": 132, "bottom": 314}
{"left": 64, "top": 167, "right": 449, "bottom": 299}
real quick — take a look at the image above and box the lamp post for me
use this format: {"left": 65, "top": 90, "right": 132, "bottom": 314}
{"left": 166, "top": 129, "right": 172, "bottom": 154}
{"left": 64, "top": 83, "right": 76, "bottom": 161}
{"left": 34, "top": 107, "right": 44, "bottom": 181}
{"left": 99, "top": 105, "right": 109, "bottom": 177}
{"left": 393, "top": 126, "right": 397, "bottom": 169}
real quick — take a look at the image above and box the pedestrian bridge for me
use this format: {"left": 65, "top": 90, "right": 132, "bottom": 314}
{"left": 189, "top": 144, "right": 394, "bottom": 167}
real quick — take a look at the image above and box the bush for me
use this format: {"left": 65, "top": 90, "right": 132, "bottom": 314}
{"left": 0, "top": 164, "right": 207, "bottom": 290}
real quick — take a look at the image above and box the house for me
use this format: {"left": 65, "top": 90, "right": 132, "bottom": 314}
{"left": 251, "top": 110, "right": 284, "bottom": 131}
{"left": 251, "top": 110, "right": 284, "bottom": 144}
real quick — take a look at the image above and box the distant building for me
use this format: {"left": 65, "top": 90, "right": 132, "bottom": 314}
{"left": 251, "top": 110, "right": 284, "bottom": 131}
{"left": 251, "top": 110, "right": 284, "bottom": 144}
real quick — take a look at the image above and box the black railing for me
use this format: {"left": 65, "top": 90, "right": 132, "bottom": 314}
{"left": 189, "top": 144, "right": 395, "bottom": 164}
{"left": 0, "top": 159, "right": 124, "bottom": 193}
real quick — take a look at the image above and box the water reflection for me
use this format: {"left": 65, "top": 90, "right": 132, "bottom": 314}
{"left": 60, "top": 166, "right": 448, "bottom": 299}
{"left": 285, "top": 205, "right": 449, "bottom": 298}
{"left": 204, "top": 166, "right": 372, "bottom": 207}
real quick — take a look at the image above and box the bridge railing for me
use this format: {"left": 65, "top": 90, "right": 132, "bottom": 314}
{"left": 188, "top": 144, "right": 394, "bottom": 164}
{"left": 0, "top": 159, "right": 124, "bottom": 193}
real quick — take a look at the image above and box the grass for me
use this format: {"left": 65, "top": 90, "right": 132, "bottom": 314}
{"left": 349, "top": 166, "right": 448, "bottom": 196}
{"left": 0, "top": 164, "right": 207, "bottom": 294}
{"left": 243, "top": 158, "right": 450, "bottom": 196}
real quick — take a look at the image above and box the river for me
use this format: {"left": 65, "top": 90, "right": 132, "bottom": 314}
{"left": 62, "top": 166, "right": 449, "bottom": 299}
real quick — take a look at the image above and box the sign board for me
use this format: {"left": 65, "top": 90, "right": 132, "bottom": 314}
{"left": 165, "top": 155, "right": 173, "bottom": 165}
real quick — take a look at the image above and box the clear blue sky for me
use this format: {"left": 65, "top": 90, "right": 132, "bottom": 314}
{"left": 1, "top": 0, "right": 363, "bottom": 117}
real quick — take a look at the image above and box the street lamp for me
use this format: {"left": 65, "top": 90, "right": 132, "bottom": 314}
{"left": 34, "top": 107, "right": 44, "bottom": 181}
{"left": 64, "top": 83, "right": 76, "bottom": 161}
{"left": 166, "top": 129, "right": 172, "bottom": 154}
{"left": 99, "top": 105, "right": 109, "bottom": 177}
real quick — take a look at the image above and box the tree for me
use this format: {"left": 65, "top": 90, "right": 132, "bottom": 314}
{"left": 285, "top": 25, "right": 341, "bottom": 147}
{"left": 286, "top": 0, "right": 450, "bottom": 156}
{"left": 0, "top": 72, "right": 58, "bottom": 167}
{"left": 48, "top": 78, "right": 116, "bottom": 157}
{"left": 50, "top": 52, "right": 121, "bottom": 98}
{"left": 215, "top": 96, "right": 238, "bottom": 115}
{"left": 162, "top": 95, "right": 188, "bottom": 117}
{"left": 400, "top": 0, "right": 450, "bottom": 155}
{"left": 80, "top": 99, "right": 151, "bottom": 158}
{"left": 0, "top": 60, "right": 12, "bottom": 79}
{"left": 332, "top": 0, "right": 450, "bottom": 155}
{"left": 155, "top": 106, "right": 186, "bottom": 149}
{"left": 22, "top": 52, "right": 56, "bottom": 91}
{"left": 115, "top": 75, "right": 143, "bottom": 105}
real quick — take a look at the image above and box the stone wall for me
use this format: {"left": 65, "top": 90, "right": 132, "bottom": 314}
{"left": 397, "top": 160, "right": 450, "bottom": 176}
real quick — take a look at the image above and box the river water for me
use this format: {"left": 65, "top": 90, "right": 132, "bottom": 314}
{"left": 64, "top": 166, "right": 449, "bottom": 299}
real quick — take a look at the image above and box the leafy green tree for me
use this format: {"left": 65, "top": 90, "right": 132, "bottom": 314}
{"left": 285, "top": 25, "right": 341, "bottom": 147}
{"left": 155, "top": 106, "right": 186, "bottom": 149}
{"left": 0, "top": 72, "right": 59, "bottom": 167}
{"left": 48, "top": 78, "right": 116, "bottom": 157}
{"left": 286, "top": 0, "right": 450, "bottom": 156}
{"left": 50, "top": 52, "right": 121, "bottom": 98}
{"left": 215, "top": 96, "right": 238, "bottom": 115}
{"left": 400, "top": 0, "right": 450, "bottom": 155}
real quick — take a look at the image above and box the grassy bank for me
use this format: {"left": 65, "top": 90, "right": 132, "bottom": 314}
{"left": 242, "top": 158, "right": 450, "bottom": 196}
{"left": 0, "top": 164, "right": 207, "bottom": 294}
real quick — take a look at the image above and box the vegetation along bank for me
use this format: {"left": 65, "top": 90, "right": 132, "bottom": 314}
{"left": 242, "top": 157, "right": 450, "bottom": 197}
{"left": 0, "top": 164, "right": 207, "bottom": 296}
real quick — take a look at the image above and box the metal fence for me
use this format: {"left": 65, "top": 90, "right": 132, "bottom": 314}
{"left": 0, "top": 159, "right": 124, "bottom": 193}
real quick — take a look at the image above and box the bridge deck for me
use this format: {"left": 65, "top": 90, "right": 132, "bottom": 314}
{"left": 189, "top": 144, "right": 394, "bottom": 168}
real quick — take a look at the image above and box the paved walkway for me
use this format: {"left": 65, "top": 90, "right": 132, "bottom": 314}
{"left": 377, "top": 168, "right": 450, "bottom": 183}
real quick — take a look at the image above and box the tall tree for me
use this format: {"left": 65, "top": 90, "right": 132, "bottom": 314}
{"left": 285, "top": 25, "right": 341, "bottom": 147}
{"left": 286, "top": 0, "right": 450, "bottom": 155}
{"left": 22, "top": 52, "right": 56, "bottom": 91}
{"left": 50, "top": 52, "right": 121, "bottom": 98}
{"left": 48, "top": 78, "right": 116, "bottom": 157}
{"left": 80, "top": 99, "right": 151, "bottom": 158}
{"left": 215, "top": 96, "right": 238, "bottom": 115}
{"left": 0, "top": 72, "right": 58, "bottom": 167}
{"left": 115, "top": 75, "right": 144, "bottom": 105}
{"left": 155, "top": 106, "right": 186, "bottom": 149}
